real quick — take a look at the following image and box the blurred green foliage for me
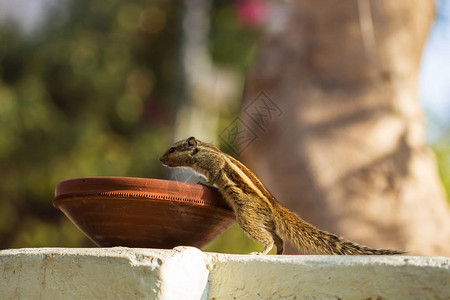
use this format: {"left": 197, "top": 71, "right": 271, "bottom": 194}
{"left": 0, "top": 0, "right": 260, "bottom": 251}
{"left": 0, "top": 0, "right": 179, "bottom": 248}
{"left": 433, "top": 136, "right": 450, "bottom": 200}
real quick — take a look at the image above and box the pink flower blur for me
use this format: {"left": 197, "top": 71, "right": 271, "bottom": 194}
{"left": 236, "top": 0, "right": 267, "bottom": 28}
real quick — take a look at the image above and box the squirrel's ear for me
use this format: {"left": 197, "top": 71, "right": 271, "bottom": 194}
{"left": 187, "top": 136, "right": 197, "bottom": 148}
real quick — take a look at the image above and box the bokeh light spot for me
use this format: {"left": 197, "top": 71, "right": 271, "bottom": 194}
{"left": 139, "top": 6, "right": 166, "bottom": 35}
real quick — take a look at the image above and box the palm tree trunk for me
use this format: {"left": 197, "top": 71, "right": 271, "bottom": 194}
{"left": 240, "top": 0, "right": 450, "bottom": 255}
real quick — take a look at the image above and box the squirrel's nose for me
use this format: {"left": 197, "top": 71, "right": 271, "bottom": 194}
{"left": 159, "top": 156, "right": 168, "bottom": 165}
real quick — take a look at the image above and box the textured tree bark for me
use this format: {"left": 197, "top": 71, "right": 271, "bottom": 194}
{"left": 240, "top": 0, "right": 450, "bottom": 255}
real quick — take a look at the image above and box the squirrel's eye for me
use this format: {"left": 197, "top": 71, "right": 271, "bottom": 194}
{"left": 169, "top": 147, "right": 175, "bottom": 153}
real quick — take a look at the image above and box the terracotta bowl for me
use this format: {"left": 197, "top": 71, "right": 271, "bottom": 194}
{"left": 54, "top": 177, "right": 235, "bottom": 248}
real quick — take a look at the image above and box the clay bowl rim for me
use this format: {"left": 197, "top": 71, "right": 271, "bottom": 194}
{"left": 53, "top": 176, "right": 234, "bottom": 214}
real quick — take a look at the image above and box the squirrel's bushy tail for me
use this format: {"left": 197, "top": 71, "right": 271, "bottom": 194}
{"left": 274, "top": 205, "right": 405, "bottom": 255}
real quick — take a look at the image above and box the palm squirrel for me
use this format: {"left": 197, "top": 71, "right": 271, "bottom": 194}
{"left": 159, "top": 136, "right": 405, "bottom": 255}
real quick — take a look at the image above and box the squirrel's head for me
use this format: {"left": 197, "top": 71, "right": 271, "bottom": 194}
{"left": 159, "top": 136, "right": 199, "bottom": 168}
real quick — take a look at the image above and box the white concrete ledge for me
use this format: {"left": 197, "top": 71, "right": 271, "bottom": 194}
{"left": 0, "top": 247, "right": 448, "bottom": 300}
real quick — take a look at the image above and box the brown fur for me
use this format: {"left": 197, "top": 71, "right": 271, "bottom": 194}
{"left": 160, "top": 137, "right": 405, "bottom": 255}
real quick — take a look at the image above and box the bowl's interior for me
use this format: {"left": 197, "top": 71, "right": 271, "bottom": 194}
{"left": 54, "top": 177, "right": 235, "bottom": 248}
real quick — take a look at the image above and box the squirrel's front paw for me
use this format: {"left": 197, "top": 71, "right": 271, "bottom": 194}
{"left": 197, "top": 181, "right": 216, "bottom": 188}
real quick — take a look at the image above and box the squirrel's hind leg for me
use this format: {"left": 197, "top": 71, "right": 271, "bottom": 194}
{"left": 237, "top": 214, "right": 276, "bottom": 255}
{"left": 272, "top": 233, "right": 285, "bottom": 255}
